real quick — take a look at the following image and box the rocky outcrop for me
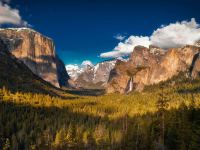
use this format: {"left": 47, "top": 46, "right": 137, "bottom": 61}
{"left": 0, "top": 38, "right": 60, "bottom": 95}
{"left": 195, "top": 40, "right": 200, "bottom": 47}
{"left": 68, "top": 60, "right": 116, "bottom": 89}
{"left": 107, "top": 45, "right": 200, "bottom": 93}
{"left": 0, "top": 28, "right": 70, "bottom": 88}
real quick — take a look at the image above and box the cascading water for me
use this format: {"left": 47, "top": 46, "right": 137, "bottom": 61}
{"left": 126, "top": 77, "right": 133, "bottom": 93}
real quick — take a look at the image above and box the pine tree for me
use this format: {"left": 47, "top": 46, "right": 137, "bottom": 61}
{"left": 11, "top": 134, "right": 18, "bottom": 150}
{"left": 86, "top": 131, "right": 96, "bottom": 149}
{"left": 135, "top": 123, "right": 140, "bottom": 150}
{"left": 42, "top": 130, "right": 53, "bottom": 149}
{"left": 189, "top": 125, "right": 200, "bottom": 150}
{"left": 65, "top": 124, "right": 76, "bottom": 148}
{"left": 54, "top": 128, "right": 65, "bottom": 148}
{"left": 0, "top": 89, "right": 3, "bottom": 101}
{"left": 156, "top": 86, "right": 169, "bottom": 150}
{"left": 3, "top": 138, "right": 10, "bottom": 150}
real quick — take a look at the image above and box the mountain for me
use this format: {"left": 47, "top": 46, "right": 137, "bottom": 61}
{"left": 55, "top": 55, "right": 70, "bottom": 87}
{"left": 0, "top": 28, "right": 70, "bottom": 88}
{"left": 0, "top": 37, "right": 64, "bottom": 95}
{"left": 107, "top": 44, "right": 200, "bottom": 93}
{"left": 195, "top": 40, "right": 200, "bottom": 47}
{"left": 67, "top": 60, "right": 116, "bottom": 89}
{"left": 66, "top": 64, "right": 82, "bottom": 80}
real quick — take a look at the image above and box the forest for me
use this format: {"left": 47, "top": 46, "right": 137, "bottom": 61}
{"left": 0, "top": 76, "right": 200, "bottom": 150}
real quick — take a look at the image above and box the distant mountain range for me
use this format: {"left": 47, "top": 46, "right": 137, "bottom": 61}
{"left": 67, "top": 60, "right": 116, "bottom": 89}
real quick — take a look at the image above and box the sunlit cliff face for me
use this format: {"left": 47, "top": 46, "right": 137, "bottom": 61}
{"left": 0, "top": 28, "right": 69, "bottom": 88}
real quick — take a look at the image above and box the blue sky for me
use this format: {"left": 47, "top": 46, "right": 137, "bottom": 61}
{"left": 1, "top": 0, "right": 200, "bottom": 65}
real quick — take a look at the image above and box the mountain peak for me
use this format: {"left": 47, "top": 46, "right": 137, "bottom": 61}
{"left": 67, "top": 60, "right": 117, "bottom": 89}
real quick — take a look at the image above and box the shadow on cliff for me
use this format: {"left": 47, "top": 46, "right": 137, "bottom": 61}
{"left": 20, "top": 55, "right": 70, "bottom": 87}
{"left": 0, "top": 48, "right": 77, "bottom": 99}
{"left": 0, "top": 52, "right": 76, "bottom": 99}
{"left": 189, "top": 53, "right": 200, "bottom": 74}
{"left": 0, "top": 99, "right": 199, "bottom": 150}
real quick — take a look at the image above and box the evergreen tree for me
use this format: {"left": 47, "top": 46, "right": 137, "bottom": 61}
{"left": 189, "top": 125, "right": 200, "bottom": 150}
{"left": 86, "top": 131, "right": 96, "bottom": 149}
{"left": 65, "top": 124, "right": 76, "bottom": 148}
{"left": 11, "top": 134, "right": 18, "bottom": 150}
{"left": 54, "top": 128, "right": 65, "bottom": 148}
{"left": 0, "top": 89, "right": 3, "bottom": 100}
{"left": 3, "top": 138, "right": 10, "bottom": 150}
{"left": 156, "top": 86, "right": 169, "bottom": 150}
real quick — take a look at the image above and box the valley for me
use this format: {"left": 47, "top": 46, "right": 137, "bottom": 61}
{"left": 0, "top": 27, "right": 200, "bottom": 149}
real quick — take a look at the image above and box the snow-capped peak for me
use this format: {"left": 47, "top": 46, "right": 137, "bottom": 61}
{"left": 81, "top": 60, "right": 94, "bottom": 67}
{"left": 65, "top": 64, "right": 83, "bottom": 80}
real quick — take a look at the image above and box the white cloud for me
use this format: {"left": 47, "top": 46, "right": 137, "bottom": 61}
{"left": 100, "top": 36, "right": 151, "bottom": 58}
{"left": 150, "top": 18, "right": 200, "bottom": 49}
{"left": 100, "top": 18, "right": 200, "bottom": 58}
{"left": 0, "top": 2, "right": 28, "bottom": 26}
{"left": 114, "top": 34, "right": 126, "bottom": 41}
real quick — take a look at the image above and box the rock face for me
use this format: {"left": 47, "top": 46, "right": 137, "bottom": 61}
{"left": 195, "top": 40, "right": 200, "bottom": 47}
{"left": 68, "top": 60, "right": 116, "bottom": 89}
{"left": 66, "top": 64, "right": 82, "bottom": 80}
{"left": 0, "top": 38, "right": 59, "bottom": 94}
{"left": 55, "top": 55, "right": 70, "bottom": 87}
{"left": 0, "top": 28, "right": 69, "bottom": 88}
{"left": 107, "top": 45, "right": 200, "bottom": 93}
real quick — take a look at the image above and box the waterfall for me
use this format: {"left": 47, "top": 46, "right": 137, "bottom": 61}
{"left": 127, "top": 77, "right": 133, "bottom": 93}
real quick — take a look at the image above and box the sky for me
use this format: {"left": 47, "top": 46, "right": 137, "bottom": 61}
{"left": 0, "top": 0, "right": 200, "bottom": 66}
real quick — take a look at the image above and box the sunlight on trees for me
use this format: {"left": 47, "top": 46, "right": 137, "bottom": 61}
{"left": 0, "top": 76, "right": 200, "bottom": 149}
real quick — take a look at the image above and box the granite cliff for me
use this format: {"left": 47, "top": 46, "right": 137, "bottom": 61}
{"left": 107, "top": 44, "right": 200, "bottom": 93}
{"left": 0, "top": 28, "right": 69, "bottom": 88}
{"left": 0, "top": 38, "right": 60, "bottom": 95}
